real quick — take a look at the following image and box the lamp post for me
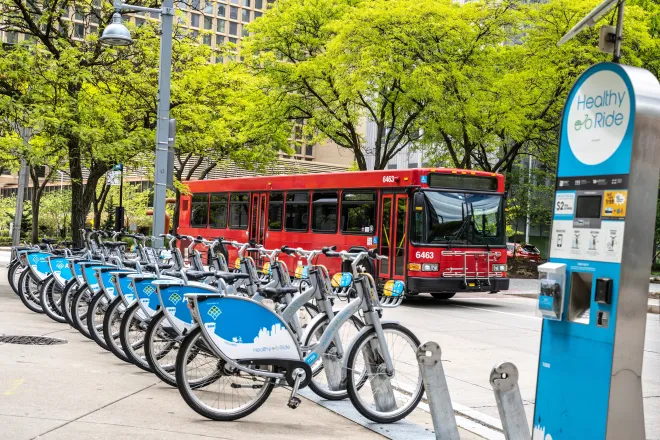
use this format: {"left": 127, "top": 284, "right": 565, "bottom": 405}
{"left": 100, "top": 0, "right": 174, "bottom": 246}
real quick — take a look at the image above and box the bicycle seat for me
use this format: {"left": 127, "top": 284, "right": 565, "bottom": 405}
{"left": 214, "top": 271, "right": 250, "bottom": 285}
{"left": 51, "top": 249, "right": 68, "bottom": 256}
{"left": 122, "top": 260, "right": 139, "bottom": 268}
{"left": 260, "top": 286, "right": 299, "bottom": 300}
{"left": 185, "top": 270, "right": 215, "bottom": 281}
{"left": 104, "top": 242, "right": 126, "bottom": 248}
{"left": 41, "top": 238, "right": 58, "bottom": 244}
{"left": 146, "top": 262, "right": 174, "bottom": 271}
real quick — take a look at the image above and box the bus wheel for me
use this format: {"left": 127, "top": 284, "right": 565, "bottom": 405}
{"left": 431, "top": 293, "right": 455, "bottom": 300}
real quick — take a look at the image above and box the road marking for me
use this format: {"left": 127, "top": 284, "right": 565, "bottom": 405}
{"left": 4, "top": 378, "right": 24, "bottom": 396}
{"left": 448, "top": 303, "right": 541, "bottom": 320}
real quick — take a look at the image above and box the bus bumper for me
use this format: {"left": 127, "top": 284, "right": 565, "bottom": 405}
{"left": 406, "top": 277, "right": 510, "bottom": 294}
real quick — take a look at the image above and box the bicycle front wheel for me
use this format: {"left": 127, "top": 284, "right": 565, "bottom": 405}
{"left": 103, "top": 297, "right": 131, "bottom": 364}
{"left": 8, "top": 260, "right": 24, "bottom": 296}
{"left": 61, "top": 280, "right": 80, "bottom": 329}
{"left": 175, "top": 327, "right": 274, "bottom": 421}
{"left": 346, "top": 322, "right": 423, "bottom": 423}
{"left": 144, "top": 311, "right": 179, "bottom": 387}
{"left": 17, "top": 270, "right": 44, "bottom": 313}
{"left": 87, "top": 293, "right": 109, "bottom": 350}
{"left": 72, "top": 286, "right": 93, "bottom": 339}
{"left": 119, "top": 302, "right": 152, "bottom": 372}
{"left": 40, "top": 276, "right": 67, "bottom": 323}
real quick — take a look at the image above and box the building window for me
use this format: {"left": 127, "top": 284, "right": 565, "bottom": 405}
{"left": 312, "top": 192, "right": 338, "bottom": 233}
{"left": 203, "top": 34, "right": 212, "bottom": 45}
{"left": 409, "top": 162, "right": 418, "bottom": 168}
{"left": 229, "top": 21, "right": 238, "bottom": 35}
{"left": 191, "top": 29, "right": 199, "bottom": 39}
{"left": 230, "top": 0, "right": 238, "bottom": 4}
{"left": 191, "top": 13, "right": 200, "bottom": 27}
{"left": 217, "top": 4, "right": 226, "bottom": 17}
{"left": 254, "top": 11, "right": 262, "bottom": 19}
{"left": 305, "top": 145, "right": 313, "bottom": 157}
{"left": 204, "top": 16, "right": 213, "bottom": 29}
{"left": 242, "top": 27, "right": 249, "bottom": 37}
{"left": 229, "top": 6, "right": 238, "bottom": 19}
{"left": 75, "top": 7, "right": 84, "bottom": 20}
{"left": 74, "top": 23, "right": 85, "bottom": 38}
{"left": 268, "top": 192, "right": 283, "bottom": 230}
{"left": 255, "top": 0, "right": 262, "bottom": 8}
{"left": 241, "top": 8, "right": 250, "bottom": 22}
{"left": 285, "top": 192, "right": 309, "bottom": 231}
{"left": 215, "top": 55, "right": 224, "bottom": 63}
{"left": 6, "top": 31, "right": 18, "bottom": 44}
{"left": 387, "top": 163, "right": 397, "bottom": 169}
{"left": 217, "top": 19, "right": 226, "bottom": 32}
{"left": 191, "top": 0, "right": 200, "bottom": 9}
{"left": 191, "top": 193, "right": 209, "bottom": 227}
{"left": 228, "top": 37, "right": 237, "bottom": 45}
{"left": 216, "top": 34, "right": 225, "bottom": 46}
{"left": 341, "top": 191, "right": 376, "bottom": 234}
{"left": 135, "top": 17, "right": 145, "bottom": 27}
{"left": 203, "top": 1, "right": 213, "bottom": 13}
{"left": 210, "top": 193, "right": 228, "bottom": 228}
{"left": 229, "top": 193, "right": 249, "bottom": 229}
{"left": 243, "top": 0, "right": 251, "bottom": 6}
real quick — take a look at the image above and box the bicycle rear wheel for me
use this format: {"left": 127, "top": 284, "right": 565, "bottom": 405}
{"left": 103, "top": 297, "right": 131, "bottom": 363}
{"left": 346, "top": 322, "right": 424, "bottom": 424}
{"left": 40, "top": 276, "right": 67, "bottom": 323}
{"left": 175, "top": 327, "right": 274, "bottom": 421}
{"left": 145, "top": 311, "right": 180, "bottom": 387}
{"left": 17, "top": 270, "right": 44, "bottom": 313}
{"left": 119, "top": 302, "right": 152, "bottom": 372}
{"left": 87, "top": 293, "right": 110, "bottom": 350}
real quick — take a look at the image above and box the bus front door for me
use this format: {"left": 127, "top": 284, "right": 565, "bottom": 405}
{"left": 379, "top": 194, "right": 408, "bottom": 281}
{"left": 249, "top": 193, "right": 268, "bottom": 246}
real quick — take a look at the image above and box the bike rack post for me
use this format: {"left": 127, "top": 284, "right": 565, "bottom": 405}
{"left": 416, "top": 341, "right": 460, "bottom": 440}
{"left": 489, "top": 362, "right": 530, "bottom": 440}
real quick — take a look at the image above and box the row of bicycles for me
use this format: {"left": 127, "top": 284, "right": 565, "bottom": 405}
{"left": 7, "top": 229, "right": 424, "bottom": 424}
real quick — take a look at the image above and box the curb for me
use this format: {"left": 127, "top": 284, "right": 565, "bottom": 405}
{"left": 649, "top": 301, "right": 660, "bottom": 314}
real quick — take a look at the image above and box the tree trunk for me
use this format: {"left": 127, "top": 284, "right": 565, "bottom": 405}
{"left": 69, "top": 137, "right": 86, "bottom": 246}
{"left": 31, "top": 194, "right": 40, "bottom": 244}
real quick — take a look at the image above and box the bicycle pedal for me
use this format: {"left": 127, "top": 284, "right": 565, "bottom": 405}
{"left": 287, "top": 396, "right": 301, "bottom": 409}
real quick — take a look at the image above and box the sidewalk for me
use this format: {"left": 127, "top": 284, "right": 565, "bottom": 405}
{"left": 0, "top": 270, "right": 481, "bottom": 440}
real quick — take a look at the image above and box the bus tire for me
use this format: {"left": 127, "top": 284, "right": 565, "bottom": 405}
{"left": 431, "top": 293, "right": 455, "bottom": 300}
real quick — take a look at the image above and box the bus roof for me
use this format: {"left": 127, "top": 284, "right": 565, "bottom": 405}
{"left": 184, "top": 167, "right": 505, "bottom": 193}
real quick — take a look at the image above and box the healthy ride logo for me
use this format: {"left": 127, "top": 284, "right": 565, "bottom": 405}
{"left": 566, "top": 69, "right": 631, "bottom": 165}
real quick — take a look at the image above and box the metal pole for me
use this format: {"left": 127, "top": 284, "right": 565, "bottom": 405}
{"left": 152, "top": 0, "right": 174, "bottom": 246}
{"left": 11, "top": 158, "right": 28, "bottom": 246}
{"left": 613, "top": 1, "right": 625, "bottom": 63}
{"left": 490, "top": 362, "right": 530, "bottom": 440}
{"left": 416, "top": 341, "right": 460, "bottom": 440}
{"left": 524, "top": 154, "right": 532, "bottom": 244}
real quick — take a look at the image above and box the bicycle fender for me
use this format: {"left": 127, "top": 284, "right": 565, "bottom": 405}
{"left": 300, "top": 311, "right": 329, "bottom": 344}
{"left": 340, "top": 320, "right": 400, "bottom": 372}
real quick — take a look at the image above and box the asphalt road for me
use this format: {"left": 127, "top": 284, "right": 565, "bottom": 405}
{"left": 388, "top": 291, "right": 660, "bottom": 439}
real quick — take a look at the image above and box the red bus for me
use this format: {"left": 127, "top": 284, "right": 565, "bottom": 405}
{"left": 177, "top": 168, "right": 509, "bottom": 299}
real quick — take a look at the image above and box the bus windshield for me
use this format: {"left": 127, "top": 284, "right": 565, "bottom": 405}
{"left": 414, "top": 190, "right": 505, "bottom": 246}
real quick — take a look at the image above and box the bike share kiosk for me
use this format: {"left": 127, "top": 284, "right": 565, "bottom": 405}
{"left": 535, "top": 60, "right": 660, "bottom": 439}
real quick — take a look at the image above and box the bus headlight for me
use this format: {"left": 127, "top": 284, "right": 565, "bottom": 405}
{"left": 493, "top": 264, "right": 507, "bottom": 272}
{"left": 408, "top": 263, "right": 421, "bottom": 271}
{"left": 422, "top": 263, "right": 438, "bottom": 272}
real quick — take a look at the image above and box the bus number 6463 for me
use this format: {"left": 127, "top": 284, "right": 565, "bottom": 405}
{"left": 415, "top": 251, "right": 435, "bottom": 259}
{"left": 383, "top": 175, "right": 396, "bottom": 183}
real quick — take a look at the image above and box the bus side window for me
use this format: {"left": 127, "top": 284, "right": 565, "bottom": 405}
{"left": 285, "top": 192, "right": 310, "bottom": 232}
{"left": 268, "top": 192, "right": 284, "bottom": 230}
{"left": 341, "top": 191, "right": 376, "bottom": 234}
{"left": 191, "top": 193, "right": 210, "bottom": 228}
{"left": 210, "top": 193, "right": 228, "bottom": 229}
{"left": 312, "top": 191, "right": 338, "bottom": 233}
{"left": 229, "top": 193, "right": 249, "bottom": 229}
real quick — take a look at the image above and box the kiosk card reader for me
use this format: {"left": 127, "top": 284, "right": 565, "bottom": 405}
{"left": 534, "top": 62, "right": 660, "bottom": 440}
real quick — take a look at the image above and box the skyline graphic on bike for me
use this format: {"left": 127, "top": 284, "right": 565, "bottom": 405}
{"left": 197, "top": 297, "right": 299, "bottom": 360}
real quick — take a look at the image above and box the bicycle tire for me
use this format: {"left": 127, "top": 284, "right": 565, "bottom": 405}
{"left": 40, "top": 276, "right": 67, "bottom": 323}
{"left": 103, "top": 296, "right": 132, "bottom": 364}
{"left": 175, "top": 327, "right": 274, "bottom": 421}
{"left": 72, "top": 285, "right": 93, "bottom": 339}
{"left": 87, "top": 292, "right": 110, "bottom": 351}
{"left": 17, "top": 270, "right": 45, "bottom": 313}
{"left": 144, "top": 311, "right": 179, "bottom": 387}
{"left": 8, "top": 260, "right": 23, "bottom": 296}
{"left": 119, "top": 302, "right": 152, "bottom": 372}
{"left": 302, "top": 313, "right": 364, "bottom": 401}
{"left": 346, "top": 322, "right": 424, "bottom": 424}
{"left": 61, "top": 280, "right": 80, "bottom": 329}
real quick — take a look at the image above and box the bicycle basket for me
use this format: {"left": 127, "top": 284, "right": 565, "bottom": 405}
{"left": 381, "top": 279, "right": 405, "bottom": 308}
{"left": 331, "top": 272, "right": 353, "bottom": 297}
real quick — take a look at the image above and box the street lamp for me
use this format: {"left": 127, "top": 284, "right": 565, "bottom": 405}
{"left": 100, "top": 0, "right": 174, "bottom": 246}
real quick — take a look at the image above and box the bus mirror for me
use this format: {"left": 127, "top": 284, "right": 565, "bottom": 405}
{"left": 413, "top": 192, "right": 425, "bottom": 210}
